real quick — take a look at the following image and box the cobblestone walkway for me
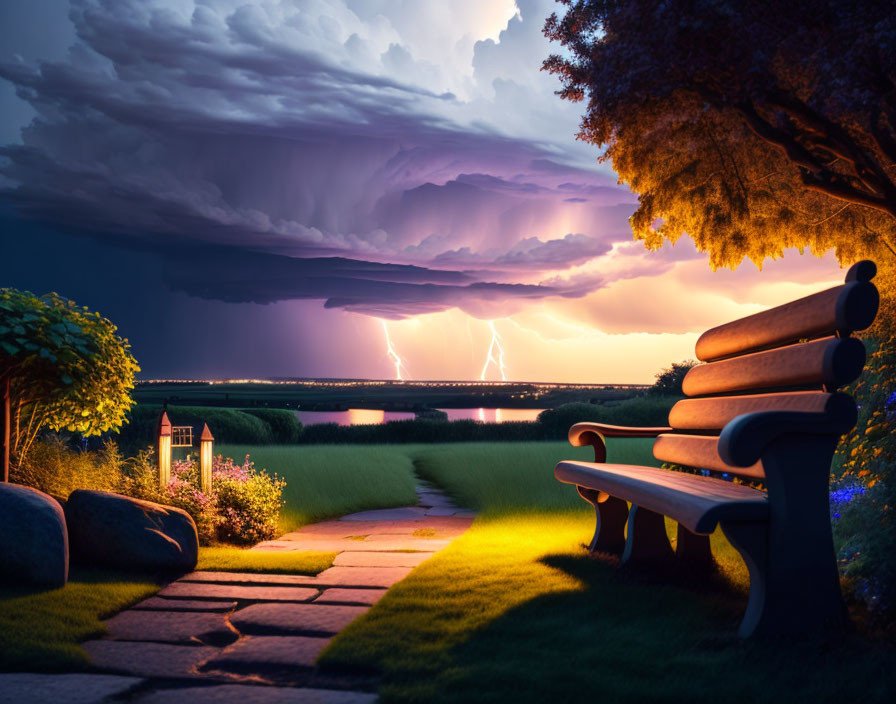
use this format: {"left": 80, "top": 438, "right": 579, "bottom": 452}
{"left": 0, "top": 484, "right": 474, "bottom": 703}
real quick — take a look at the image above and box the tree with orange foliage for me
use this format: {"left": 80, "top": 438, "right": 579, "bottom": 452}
{"left": 543, "top": 0, "right": 896, "bottom": 267}
{"left": 544, "top": 0, "right": 896, "bottom": 626}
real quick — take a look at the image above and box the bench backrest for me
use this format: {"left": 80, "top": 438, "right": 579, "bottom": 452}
{"left": 652, "top": 260, "right": 879, "bottom": 479}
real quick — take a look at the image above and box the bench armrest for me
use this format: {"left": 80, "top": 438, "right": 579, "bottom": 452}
{"left": 718, "top": 393, "right": 858, "bottom": 467}
{"left": 569, "top": 422, "right": 671, "bottom": 463}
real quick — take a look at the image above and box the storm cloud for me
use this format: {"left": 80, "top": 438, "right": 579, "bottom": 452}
{"left": 0, "top": 0, "right": 641, "bottom": 317}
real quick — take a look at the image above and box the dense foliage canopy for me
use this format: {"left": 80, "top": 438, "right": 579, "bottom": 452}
{"left": 0, "top": 289, "right": 138, "bottom": 472}
{"left": 544, "top": 0, "right": 896, "bottom": 267}
{"left": 648, "top": 360, "right": 697, "bottom": 396}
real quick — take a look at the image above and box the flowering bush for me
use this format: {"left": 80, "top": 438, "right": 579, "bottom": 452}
{"left": 124, "top": 450, "right": 285, "bottom": 545}
{"left": 831, "top": 289, "right": 896, "bottom": 629}
{"left": 212, "top": 455, "right": 286, "bottom": 545}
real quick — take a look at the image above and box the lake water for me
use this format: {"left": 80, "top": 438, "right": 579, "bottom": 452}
{"left": 296, "top": 408, "right": 545, "bottom": 426}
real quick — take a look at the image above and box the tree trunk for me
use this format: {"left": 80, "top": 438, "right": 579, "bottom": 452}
{"left": 2, "top": 376, "right": 9, "bottom": 482}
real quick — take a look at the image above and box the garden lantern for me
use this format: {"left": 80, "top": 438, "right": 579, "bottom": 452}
{"left": 199, "top": 423, "right": 214, "bottom": 494}
{"left": 157, "top": 411, "right": 172, "bottom": 488}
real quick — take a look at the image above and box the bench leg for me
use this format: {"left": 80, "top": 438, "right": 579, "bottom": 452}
{"left": 719, "top": 520, "right": 770, "bottom": 638}
{"left": 676, "top": 523, "right": 714, "bottom": 569}
{"left": 622, "top": 505, "right": 674, "bottom": 565}
{"left": 577, "top": 487, "right": 628, "bottom": 554}
{"left": 721, "top": 435, "right": 848, "bottom": 638}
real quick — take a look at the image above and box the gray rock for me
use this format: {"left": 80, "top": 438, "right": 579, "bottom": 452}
{"left": 66, "top": 490, "right": 198, "bottom": 572}
{"left": 0, "top": 483, "right": 68, "bottom": 588}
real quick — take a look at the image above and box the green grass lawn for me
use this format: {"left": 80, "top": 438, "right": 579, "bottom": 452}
{"left": 0, "top": 546, "right": 337, "bottom": 672}
{"left": 219, "top": 444, "right": 421, "bottom": 532}
{"left": 301, "top": 438, "right": 896, "bottom": 703}
{"left": 218, "top": 439, "right": 648, "bottom": 527}
{"left": 7, "top": 436, "right": 894, "bottom": 698}
{"left": 0, "top": 568, "right": 158, "bottom": 672}
{"left": 196, "top": 547, "right": 336, "bottom": 574}
{"left": 320, "top": 513, "right": 896, "bottom": 703}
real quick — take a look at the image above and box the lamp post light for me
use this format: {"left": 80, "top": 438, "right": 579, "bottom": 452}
{"left": 199, "top": 423, "right": 214, "bottom": 494}
{"left": 158, "top": 411, "right": 172, "bottom": 489}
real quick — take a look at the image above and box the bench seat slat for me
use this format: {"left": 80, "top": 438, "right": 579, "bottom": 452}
{"left": 653, "top": 434, "right": 765, "bottom": 479}
{"left": 668, "top": 391, "right": 837, "bottom": 430}
{"left": 555, "top": 461, "right": 768, "bottom": 534}
{"left": 682, "top": 336, "right": 865, "bottom": 397}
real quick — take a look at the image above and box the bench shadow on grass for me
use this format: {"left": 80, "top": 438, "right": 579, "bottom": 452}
{"left": 386, "top": 550, "right": 896, "bottom": 704}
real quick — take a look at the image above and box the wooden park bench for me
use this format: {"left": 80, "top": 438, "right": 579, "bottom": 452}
{"left": 555, "top": 260, "right": 880, "bottom": 637}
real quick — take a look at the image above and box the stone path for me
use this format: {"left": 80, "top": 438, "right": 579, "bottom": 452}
{"left": 0, "top": 484, "right": 474, "bottom": 703}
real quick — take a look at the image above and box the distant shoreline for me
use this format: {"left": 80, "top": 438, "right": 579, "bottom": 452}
{"left": 134, "top": 379, "right": 649, "bottom": 411}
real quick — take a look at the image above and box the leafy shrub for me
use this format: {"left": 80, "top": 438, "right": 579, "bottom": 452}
{"left": 123, "top": 449, "right": 220, "bottom": 542}
{"left": 123, "top": 450, "right": 285, "bottom": 545}
{"left": 241, "top": 409, "right": 302, "bottom": 443}
{"left": 537, "top": 396, "right": 677, "bottom": 437}
{"left": 831, "top": 322, "right": 896, "bottom": 627}
{"left": 12, "top": 436, "right": 127, "bottom": 498}
{"left": 0, "top": 288, "right": 138, "bottom": 472}
{"left": 647, "top": 360, "right": 697, "bottom": 396}
{"left": 213, "top": 455, "right": 286, "bottom": 545}
{"left": 116, "top": 405, "right": 274, "bottom": 452}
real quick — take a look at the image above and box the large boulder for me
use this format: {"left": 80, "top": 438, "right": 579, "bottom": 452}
{"left": 66, "top": 490, "right": 198, "bottom": 572}
{"left": 0, "top": 483, "right": 69, "bottom": 588}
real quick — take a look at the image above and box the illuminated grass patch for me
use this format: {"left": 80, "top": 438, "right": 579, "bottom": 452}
{"left": 196, "top": 547, "right": 336, "bottom": 574}
{"left": 218, "top": 444, "right": 421, "bottom": 531}
{"left": 321, "top": 514, "right": 896, "bottom": 703}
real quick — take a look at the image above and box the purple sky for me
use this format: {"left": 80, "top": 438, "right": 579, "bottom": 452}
{"left": 0, "top": 1, "right": 843, "bottom": 382}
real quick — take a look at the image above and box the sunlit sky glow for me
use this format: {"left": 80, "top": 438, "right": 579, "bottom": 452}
{"left": 0, "top": 0, "right": 843, "bottom": 383}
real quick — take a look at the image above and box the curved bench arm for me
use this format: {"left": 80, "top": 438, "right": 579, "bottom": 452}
{"left": 569, "top": 422, "right": 671, "bottom": 463}
{"left": 718, "top": 395, "right": 858, "bottom": 467}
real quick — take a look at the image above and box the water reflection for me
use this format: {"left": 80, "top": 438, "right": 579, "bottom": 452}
{"left": 438, "top": 408, "right": 544, "bottom": 423}
{"left": 296, "top": 409, "right": 416, "bottom": 426}
{"left": 295, "top": 407, "right": 545, "bottom": 426}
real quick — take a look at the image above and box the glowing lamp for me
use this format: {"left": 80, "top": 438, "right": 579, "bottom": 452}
{"left": 157, "top": 411, "right": 172, "bottom": 488}
{"left": 199, "top": 423, "right": 214, "bottom": 494}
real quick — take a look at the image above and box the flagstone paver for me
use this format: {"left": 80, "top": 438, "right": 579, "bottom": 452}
{"left": 203, "top": 635, "right": 331, "bottom": 671}
{"left": 103, "top": 611, "right": 238, "bottom": 646}
{"left": 132, "top": 597, "right": 238, "bottom": 612}
{"left": 337, "top": 507, "right": 431, "bottom": 521}
{"left": 0, "top": 674, "right": 143, "bottom": 704}
{"left": 82, "top": 641, "right": 219, "bottom": 679}
{"left": 159, "top": 582, "right": 320, "bottom": 602}
{"left": 231, "top": 604, "right": 369, "bottom": 635}
{"left": 333, "top": 551, "right": 432, "bottom": 567}
{"left": 179, "top": 571, "right": 319, "bottom": 585}
{"left": 313, "top": 566, "right": 413, "bottom": 587}
{"left": 12, "top": 479, "right": 475, "bottom": 701}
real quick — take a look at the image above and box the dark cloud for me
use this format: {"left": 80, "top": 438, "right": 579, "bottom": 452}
{"left": 0, "top": 0, "right": 634, "bottom": 319}
{"left": 160, "top": 246, "right": 590, "bottom": 320}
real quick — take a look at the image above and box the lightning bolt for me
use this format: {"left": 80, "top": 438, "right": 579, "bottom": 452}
{"left": 381, "top": 320, "right": 409, "bottom": 380}
{"left": 479, "top": 321, "right": 508, "bottom": 381}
